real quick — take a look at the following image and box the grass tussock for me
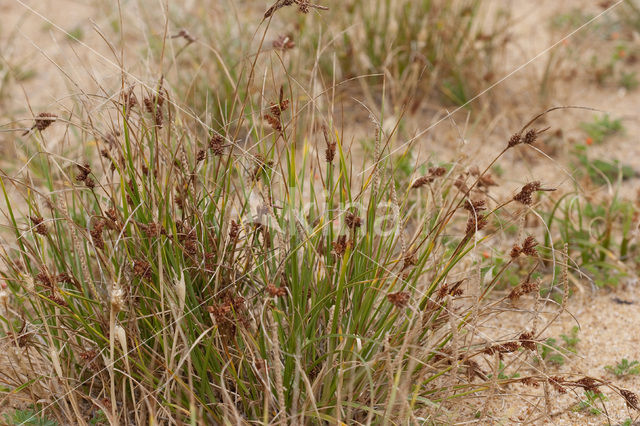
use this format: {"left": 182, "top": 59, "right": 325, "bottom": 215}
{"left": 0, "top": 1, "right": 638, "bottom": 425}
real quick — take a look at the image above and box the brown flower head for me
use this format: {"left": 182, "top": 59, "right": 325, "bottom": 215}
{"left": 323, "top": 126, "right": 336, "bottom": 164}
{"left": 209, "top": 134, "right": 226, "bottom": 156}
{"left": 229, "top": 220, "right": 240, "bottom": 241}
{"left": 521, "top": 236, "right": 538, "bottom": 256}
{"left": 172, "top": 29, "right": 196, "bottom": 43}
{"left": 508, "top": 279, "right": 539, "bottom": 301}
{"left": 511, "top": 236, "right": 538, "bottom": 258}
{"left": 576, "top": 377, "right": 600, "bottom": 393}
{"left": 76, "top": 163, "right": 91, "bottom": 182}
{"left": 332, "top": 235, "right": 347, "bottom": 257}
{"left": 465, "top": 212, "right": 488, "bottom": 235}
{"left": 621, "top": 389, "right": 639, "bottom": 410}
{"left": 30, "top": 216, "right": 48, "bottom": 236}
{"left": 79, "top": 350, "right": 101, "bottom": 372}
{"left": 90, "top": 219, "right": 105, "bottom": 250}
{"left": 549, "top": 376, "right": 567, "bottom": 393}
{"left": 429, "top": 166, "right": 447, "bottom": 177}
{"left": 507, "top": 133, "right": 522, "bottom": 148}
{"left": 142, "top": 222, "right": 164, "bottom": 238}
{"left": 519, "top": 331, "right": 537, "bottom": 351}
{"left": 454, "top": 176, "right": 469, "bottom": 193}
{"left": 266, "top": 283, "right": 286, "bottom": 297}
{"left": 477, "top": 173, "right": 497, "bottom": 190}
{"left": 437, "top": 280, "right": 465, "bottom": 300}
{"left": 387, "top": 291, "right": 410, "bottom": 308}
{"left": 513, "top": 181, "right": 541, "bottom": 205}
{"left": 523, "top": 129, "right": 538, "bottom": 145}
{"left": 35, "top": 112, "right": 57, "bottom": 132}
{"left": 483, "top": 341, "right": 519, "bottom": 359}
{"left": 345, "top": 212, "right": 362, "bottom": 230}
{"left": 133, "top": 259, "right": 152, "bottom": 280}
{"left": 463, "top": 199, "right": 486, "bottom": 213}
{"left": 520, "top": 377, "right": 540, "bottom": 387}
{"left": 411, "top": 176, "right": 433, "bottom": 188}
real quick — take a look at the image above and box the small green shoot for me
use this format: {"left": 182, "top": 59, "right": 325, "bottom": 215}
{"left": 538, "top": 327, "right": 580, "bottom": 366}
{"left": 560, "top": 326, "right": 580, "bottom": 353}
{"left": 487, "top": 361, "right": 521, "bottom": 380}
{"left": 580, "top": 114, "right": 623, "bottom": 144}
{"left": 3, "top": 409, "right": 58, "bottom": 426}
{"left": 573, "top": 390, "right": 607, "bottom": 415}
{"left": 605, "top": 359, "right": 640, "bottom": 377}
{"left": 619, "top": 71, "right": 639, "bottom": 90}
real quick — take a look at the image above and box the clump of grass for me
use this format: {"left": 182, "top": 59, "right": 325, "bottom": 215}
{"left": 0, "top": 4, "right": 638, "bottom": 426}
{"left": 308, "top": 0, "right": 511, "bottom": 110}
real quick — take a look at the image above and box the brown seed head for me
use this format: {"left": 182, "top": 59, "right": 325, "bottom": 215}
{"left": 79, "top": 350, "right": 101, "bottom": 372}
{"left": 549, "top": 376, "right": 567, "bottom": 393}
{"left": 172, "top": 29, "right": 196, "bottom": 43}
{"left": 621, "top": 389, "right": 639, "bottom": 410}
{"left": 519, "top": 332, "right": 537, "bottom": 351}
{"left": 76, "top": 163, "right": 91, "bottom": 182}
{"left": 411, "top": 176, "right": 433, "bottom": 188}
{"left": 523, "top": 129, "right": 538, "bottom": 145}
{"left": 387, "top": 291, "right": 410, "bottom": 308}
{"left": 520, "top": 377, "right": 540, "bottom": 387}
{"left": 332, "top": 235, "right": 347, "bottom": 257}
{"left": 30, "top": 216, "right": 48, "bottom": 236}
{"left": 133, "top": 259, "right": 152, "bottom": 280}
{"left": 345, "top": 212, "right": 362, "bottom": 230}
{"left": 229, "top": 220, "right": 240, "bottom": 241}
{"left": 90, "top": 219, "right": 105, "bottom": 250}
{"left": 507, "top": 133, "right": 522, "bottom": 148}
{"left": 576, "top": 377, "right": 600, "bottom": 393}
{"left": 323, "top": 126, "right": 337, "bottom": 164}
{"left": 463, "top": 199, "right": 486, "bottom": 213}
{"left": 429, "top": 166, "right": 447, "bottom": 177}
{"left": 483, "top": 341, "right": 519, "bottom": 358}
{"left": 264, "top": 114, "right": 282, "bottom": 131}
{"left": 509, "top": 279, "right": 539, "bottom": 301}
{"left": 36, "top": 112, "right": 57, "bottom": 131}
{"left": 142, "top": 222, "right": 164, "bottom": 238}
{"left": 513, "top": 181, "right": 541, "bottom": 205}
{"left": 465, "top": 212, "right": 488, "bottom": 235}
{"left": 266, "top": 283, "right": 286, "bottom": 297}
{"left": 209, "top": 134, "right": 226, "bottom": 156}
{"left": 454, "top": 176, "right": 469, "bottom": 193}
{"left": 522, "top": 236, "right": 538, "bottom": 256}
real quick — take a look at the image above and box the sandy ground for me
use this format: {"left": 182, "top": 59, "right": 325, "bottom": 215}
{"left": 1, "top": 0, "right": 640, "bottom": 424}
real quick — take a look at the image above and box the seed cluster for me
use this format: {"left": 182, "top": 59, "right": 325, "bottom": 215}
{"left": 387, "top": 291, "right": 410, "bottom": 308}
{"left": 411, "top": 167, "right": 447, "bottom": 188}
{"left": 510, "top": 235, "right": 538, "bottom": 258}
